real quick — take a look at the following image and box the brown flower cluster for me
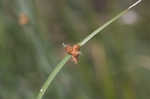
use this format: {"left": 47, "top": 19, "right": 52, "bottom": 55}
{"left": 64, "top": 44, "right": 80, "bottom": 64}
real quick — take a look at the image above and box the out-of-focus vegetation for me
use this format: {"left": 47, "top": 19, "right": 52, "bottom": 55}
{"left": 0, "top": 0, "right": 150, "bottom": 99}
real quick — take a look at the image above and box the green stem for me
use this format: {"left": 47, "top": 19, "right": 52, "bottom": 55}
{"left": 78, "top": 0, "right": 142, "bottom": 46}
{"left": 37, "top": 55, "right": 71, "bottom": 99}
{"left": 37, "top": 0, "right": 142, "bottom": 99}
{"left": 78, "top": 9, "right": 128, "bottom": 46}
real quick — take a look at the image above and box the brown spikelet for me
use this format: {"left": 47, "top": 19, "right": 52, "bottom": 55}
{"left": 64, "top": 44, "right": 80, "bottom": 64}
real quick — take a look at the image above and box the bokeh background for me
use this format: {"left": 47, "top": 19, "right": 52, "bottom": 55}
{"left": 0, "top": 0, "right": 150, "bottom": 99}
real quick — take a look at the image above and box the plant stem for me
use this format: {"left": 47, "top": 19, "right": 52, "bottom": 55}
{"left": 37, "top": 55, "right": 71, "bottom": 99}
{"left": 37, "top": 0, "right": 142, "bottom": 99}
{"left": 78, "top": 0, "right": 142, "bottom": 46}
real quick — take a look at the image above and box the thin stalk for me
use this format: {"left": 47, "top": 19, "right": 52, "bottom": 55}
{"left": 78, "top": 0, "right": 142, "bottom": 46}
{"left": 37, "top": 0, "right": 142, "bottom": 99}
{"left": 37, "top": 55, "right": 71, "bottom": 99}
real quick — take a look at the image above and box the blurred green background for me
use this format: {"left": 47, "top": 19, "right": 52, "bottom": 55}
{"left": 0, "top": 0, "right": 150, "bottom": 99}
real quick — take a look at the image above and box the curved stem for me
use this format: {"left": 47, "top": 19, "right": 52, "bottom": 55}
{"left": 79, "top": 0, "right": 142, "bottom": 46}
{"left": 37, "top": 55, "right": 71, "bottom": 99}
{"left": 37, "top": 0, "right": 142, "bottom": 99}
